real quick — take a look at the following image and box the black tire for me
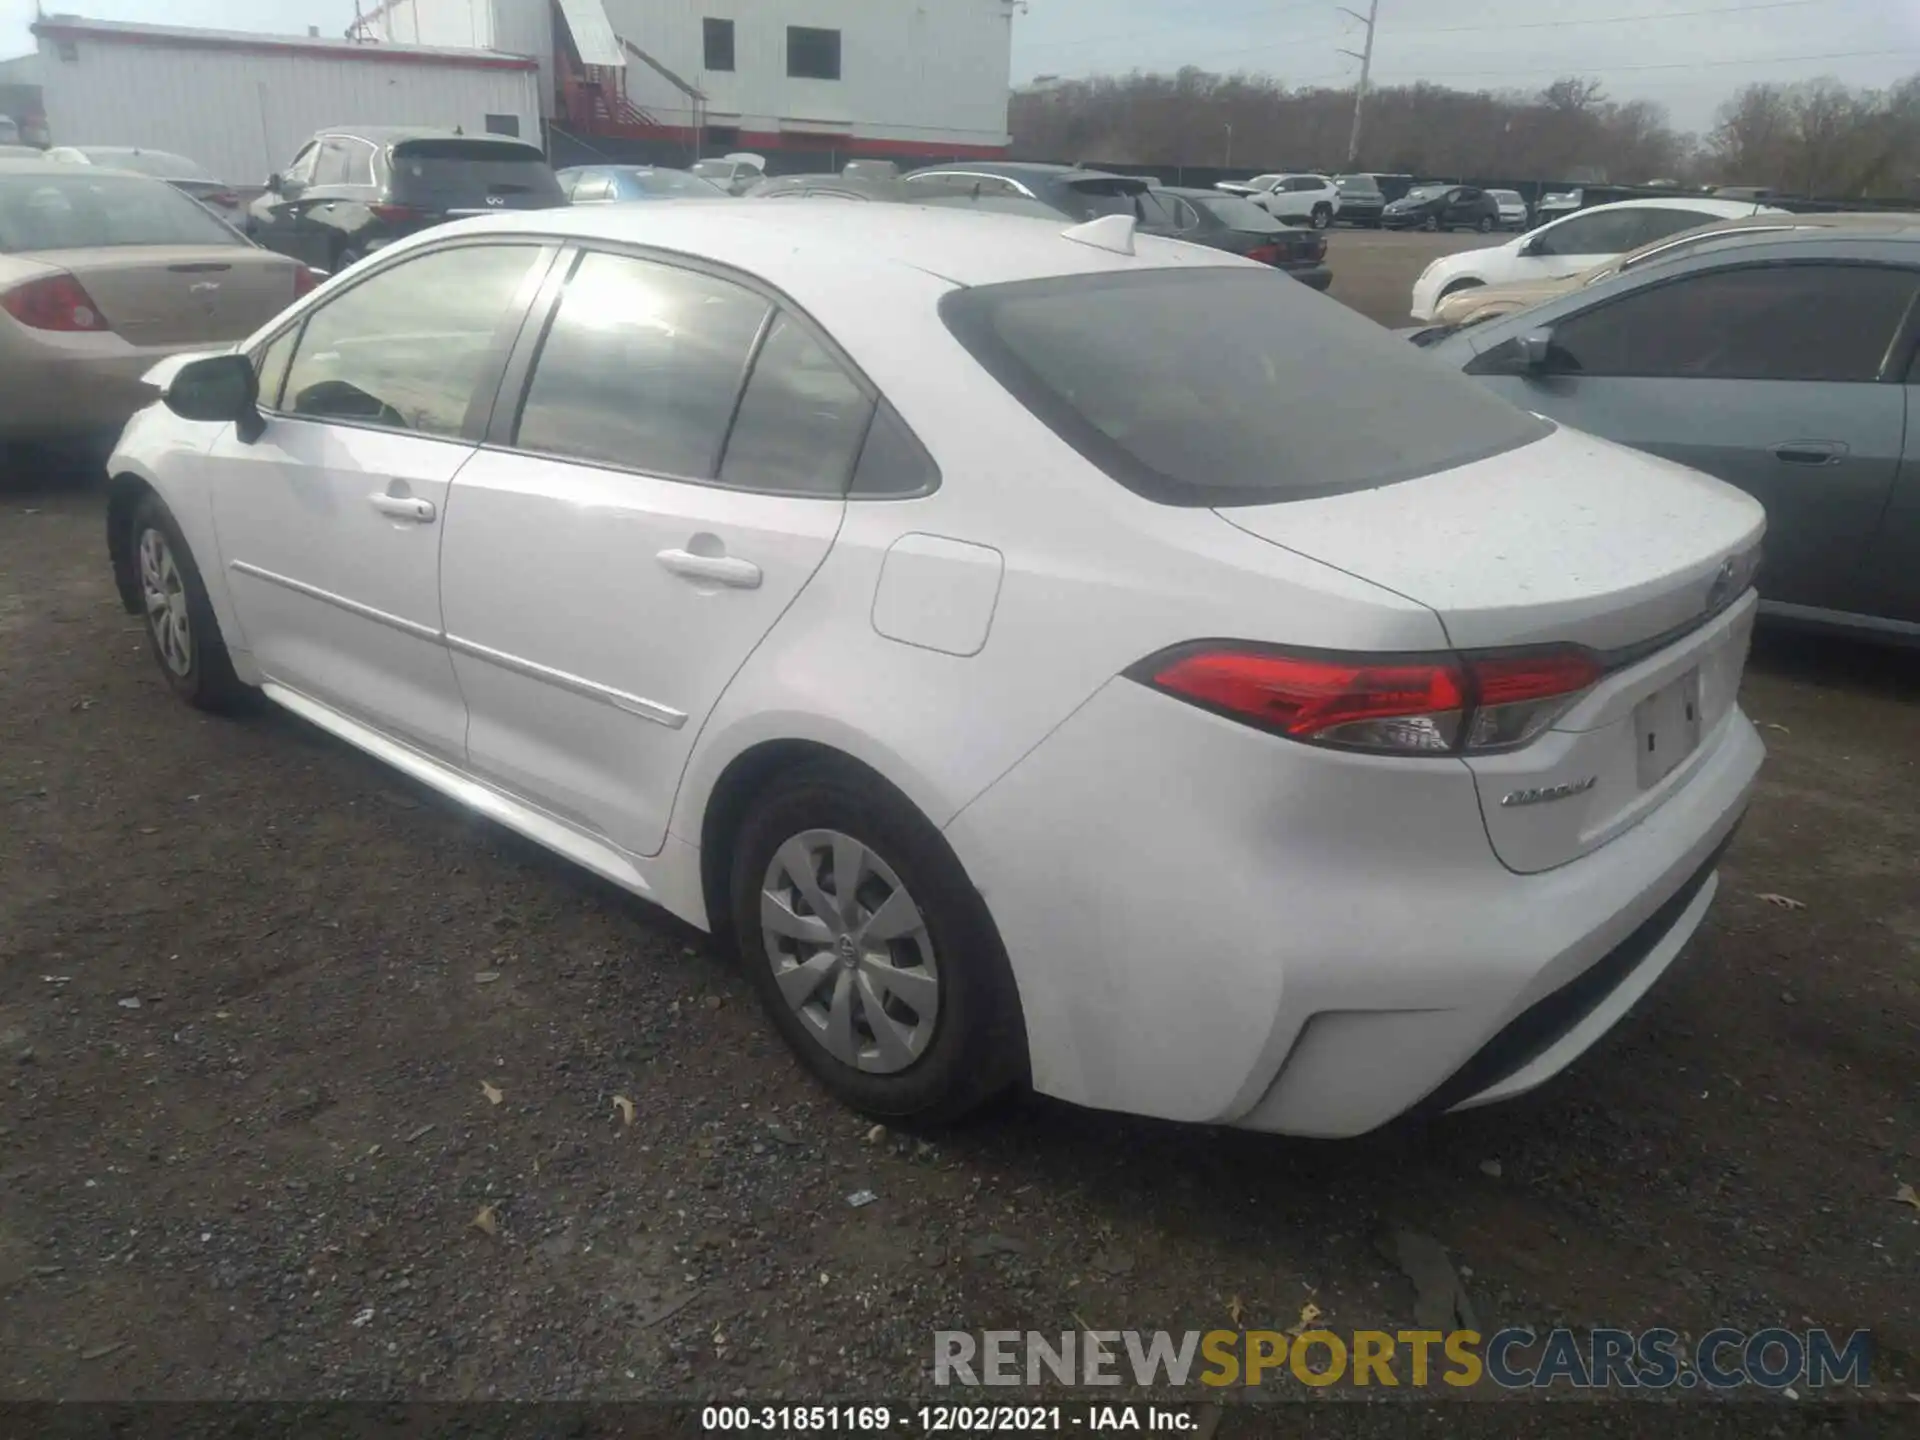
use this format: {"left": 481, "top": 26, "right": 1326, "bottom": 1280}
{"left": 128, "top": 493, "right": 251, "bottom": 712}
{"left": 1310, "top": 203, "right": 1332, "bottom": 230}
{"left": 730, "top": 760, "right": 1027, "bottom": 1124}
{"left": 1421, "top": 214, "right": 1439, "bottom": 233}
{"left": 1476, "top": 215, "right": 1494, "bottom": 233}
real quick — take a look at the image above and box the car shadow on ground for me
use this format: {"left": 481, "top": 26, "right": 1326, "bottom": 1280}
{"left": 1747, "top": 623, "right": 1920, "bottom": 704}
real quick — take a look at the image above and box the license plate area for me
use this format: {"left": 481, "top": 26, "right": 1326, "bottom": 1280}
{"left": 1635, "top": 667, "right": 1701, "bottom": 789}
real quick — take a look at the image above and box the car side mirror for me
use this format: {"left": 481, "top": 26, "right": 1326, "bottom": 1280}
{"left": 1518, "top": 328, "right": 1555, "bottom": 372}
{"left": 1520, "top": 235, "right": 1548, "bottom": 257}
{"left": 164, "top": 353, "right": 265, "bottom": 442}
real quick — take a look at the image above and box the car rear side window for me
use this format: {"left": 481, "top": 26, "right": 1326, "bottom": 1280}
{"left": 941, "top": 268, "right": 1552, "bottom": 507}
{"left": 718, "top": 314, "right": 875, "bottom": 496}
{"left": 1537, "top": 262, "right": 1920, "bottom": 383}
{"left": 514, "top": 251, "right": 771, "bottom": 479}
{"left": 281, "top": 243, "right": 540, "bottom": 436}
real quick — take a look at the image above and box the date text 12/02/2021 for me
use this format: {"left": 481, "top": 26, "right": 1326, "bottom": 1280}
{"left": 701, "top": 1406, "right": 1200, "bottom": 1432}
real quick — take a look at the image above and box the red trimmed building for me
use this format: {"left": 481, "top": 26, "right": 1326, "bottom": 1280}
{"left": 364, "top": 0, "right": 1015, "bottom": 161}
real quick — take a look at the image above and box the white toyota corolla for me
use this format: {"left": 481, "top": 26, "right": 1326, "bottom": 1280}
{"left": 105, "top": 201, "right": 1765, "bottom": 1136}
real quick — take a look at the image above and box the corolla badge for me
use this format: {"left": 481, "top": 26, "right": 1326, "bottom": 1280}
{"left": 1500, "top": 776, "right": 1598, "bottom": 808}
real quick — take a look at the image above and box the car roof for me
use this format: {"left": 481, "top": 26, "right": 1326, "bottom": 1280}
{"left": 0, "top": 158, "right": 151, "bottom": 178}
{"left": 1560, "top": 196, "right": 1786, "bottom": 219}
{"left": 320, "top": 126, "right": 538, "bottom": 148}
{"left": 416, "top": 198, "right": 1245, "bottom": 292}
{"left": 906, "top": 160, "right": 1120, "bottom": 183}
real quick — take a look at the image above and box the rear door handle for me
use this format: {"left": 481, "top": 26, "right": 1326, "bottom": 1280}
{"left": 1773, "top": 440, "right": 1846, "bottom": 465}
{"left": 370, "top": 493, "right": 436, "bottom": 523}
{"left": 657, "top": 549, "right": 762, "bottom": 589}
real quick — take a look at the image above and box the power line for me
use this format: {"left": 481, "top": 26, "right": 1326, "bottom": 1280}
{"left": 1019, "top": 0, "right": 1326, "bottom": 55}
{"left": 1368, "top": 44, "right": 1918, "bottom": 82}
{"left": 1382, "top": 0, "right": 1829, "bottom": 38}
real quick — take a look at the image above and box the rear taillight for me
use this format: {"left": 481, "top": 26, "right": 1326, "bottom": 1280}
{"left": 1130, "top": 643, "right": 1602, "bottom": 755}
{"left": 292, "top": 265, "right": 320, "bottom": 298}
{"left": 368, "top": 203, "right": 424, "bottom": 224}
{"left": 1, "top": 272, "right": 111, "bottom": 332}
{"left": 1246, "top": 244, "right": 1281, "bottom": 266}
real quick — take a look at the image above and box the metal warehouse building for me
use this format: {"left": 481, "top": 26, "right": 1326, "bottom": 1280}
{"left": 17, "top": 16, "right": 542, "bottom": 186}
{"left": 366, "top": 0, "right": 1015, "bottom": 158}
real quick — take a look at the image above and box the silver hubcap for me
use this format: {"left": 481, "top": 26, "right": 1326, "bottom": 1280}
{"left": 138, "top": 526, "right": 193, "bottom": 678}
{"left": 760, "top": 828, "right": 940, "bottom": 1074}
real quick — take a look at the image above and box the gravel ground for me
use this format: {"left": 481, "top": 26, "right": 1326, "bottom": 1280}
{"left": 1, "top": 239, "right": 1916, "bottom": 1414}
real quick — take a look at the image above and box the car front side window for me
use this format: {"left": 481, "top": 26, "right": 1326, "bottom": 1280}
{"left": 279, "top": 243, "right": 542, "bottom": 437}
{"left": 1540, "top": 263, "right": 1920, "bottom": 382}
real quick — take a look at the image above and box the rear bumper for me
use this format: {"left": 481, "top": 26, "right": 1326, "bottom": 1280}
{"left": 947, "top": 678, "right": 1763, "bottom": 1137}
{"left": 1283, "top": 263, "right": 1333, "bottom": 290}
{"left": 0, "top": 335, "right": 199, "bottom": 440}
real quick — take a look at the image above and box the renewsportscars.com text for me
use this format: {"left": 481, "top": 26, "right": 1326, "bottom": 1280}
{"left": 934, "top": 1327, "right": 1873, "bottom": 1391}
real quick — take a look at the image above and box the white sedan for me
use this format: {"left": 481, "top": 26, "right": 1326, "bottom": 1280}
{"left": 1409, "top": 196, "right": 1785, "bottom": 321}
{"left": 105, "top": 202, "right": 1764, "bottom": 1136}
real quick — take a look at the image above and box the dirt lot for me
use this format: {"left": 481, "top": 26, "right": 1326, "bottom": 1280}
{"left": 1, "top": 233, "right": 1917, "bottom": 1415}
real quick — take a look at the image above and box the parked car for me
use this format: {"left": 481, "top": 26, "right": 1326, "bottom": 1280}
{"left": 0, "top": 159, "right": 314, "bottom": 448}
{"left": 0, "top": 115, "right": 17, "bottom": 145}
{"left": 557, "top": 165, "right": 727, "bottom": 203}
{"left": 1215, "top": 173, "right": 1341, "bottom": 229}
{"left": 902, "top": 161, "right": 1161, "bottom": 222}
{"left": 245, "top": 127, "right": 565, "bottom": 274}
{"left": 1332, "top": 173, "right": 1385, "bottom": 227}
{"left": 690, "top": 153, "right": 767, "bottom": 196}
{"left": 1536, "top": 188, "right": 1583, "bottom": 221}
{"left": 1424, "top": 225, "right": 1920, "bottom": 643}
{"left": 746, "top": 174, "right": 917, "bottom": 203}
{"left": 1420, "top": 212, "right": 1912, "bottom": 335}
{"left": 1487, "top": 189, "right": 1530, "bottom": 230}
{"left": 1408, "top": 197, "right": 1784, "bottom": 320}
{"left": 106, "top": 201, "right": 1764, "bottom": 1135}
{"left": 1381, "top": 184, "right": 1501, "bottom": 233}
{"left": 1158, "top": 187, "right": 1331, "bottom": 288}
{"left": 842, "top": 160, "right": 899, "bottom": 182}
{"left": 46, "top": 146, "right": 246, "bottom": 229}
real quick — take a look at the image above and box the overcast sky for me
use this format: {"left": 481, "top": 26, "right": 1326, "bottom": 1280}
{"left": 4, "top": 0, "right": 1915, "bottom": 134}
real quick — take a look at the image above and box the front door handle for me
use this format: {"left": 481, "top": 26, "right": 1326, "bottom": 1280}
{"left": 370, "top": 492, "right": 436, "bottom": 523}
{"left": 1773, "top": 440, "right": 1846, "bottom": 465}
{"left": 657, "top": 549, "right": 762, "bottom": 589}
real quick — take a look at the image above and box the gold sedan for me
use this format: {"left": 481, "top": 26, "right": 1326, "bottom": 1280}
{"left": 0, "top": 158, "right": 315, "bottom": 448}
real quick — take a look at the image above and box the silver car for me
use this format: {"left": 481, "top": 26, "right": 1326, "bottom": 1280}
{"left": 1425, "top": 223, "right": 1920, "bottom": 643}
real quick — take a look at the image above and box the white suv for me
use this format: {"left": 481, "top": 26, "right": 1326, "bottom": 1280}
{"left": 1218, "top": 173, "right": 1341, "bottom": 229}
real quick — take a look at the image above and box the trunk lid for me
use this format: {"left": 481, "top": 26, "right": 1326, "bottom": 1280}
{"left": 1216, "top": 426, "right": 1766, "bottom": 872}
{"left": 42, "top": 245, "right": 301, "bottom": 345}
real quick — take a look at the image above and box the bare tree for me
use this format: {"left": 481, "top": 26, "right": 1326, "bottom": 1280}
{"left": 1012, "top": 69, "right": 1918, "bottom": 198}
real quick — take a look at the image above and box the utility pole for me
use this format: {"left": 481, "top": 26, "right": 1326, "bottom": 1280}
{"left": 1337, "top": 0, "right": 1380, "bottom": 169}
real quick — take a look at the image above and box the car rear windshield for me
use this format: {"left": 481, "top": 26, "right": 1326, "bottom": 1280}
{"left": 1194, "top": 195, "right": 1284, "bottom": 232}
{"left": 0, "top": 173, "right": 243, "bottom": 252}
{"left": 940, "top": 268, "right": 1552, "bottom": 507}
{"left": 1337, "top": 175, "right": 1380, "bottom": 195}
{"left": 389, "top": 140, "right": 563, "bottom": 204}
{"left": 629, "top": 169, "right": 725, "bottom": 197}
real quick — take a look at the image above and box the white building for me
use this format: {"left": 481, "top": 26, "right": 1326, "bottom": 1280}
{"left": 18, "top": 16, "right": 542, "bottom": 184}
{"left": 367, "top": 0, "right": 1016, "bottom": 159}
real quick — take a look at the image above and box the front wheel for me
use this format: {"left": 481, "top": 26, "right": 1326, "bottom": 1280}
{"left": 1476, "top": 215, "right": 1494, "bottom": 233}
{"left": 731, "top": 762, "right": 1027, "bottom": 1124}
{"left": 130, "top": 495, "right": 250, "bottom": 711}
{"left": 1310, "top": 204, "right": 1332, "bottom": 230}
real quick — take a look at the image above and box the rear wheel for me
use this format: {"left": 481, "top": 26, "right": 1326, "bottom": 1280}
{"left": 130, "top": 495, "right": 250, "bottom": 711}
{"left": 1421, "top": 214, "right": 1439, "bottom": 233}
{"left": 1476, "top": 215, "right": 1494, "bottom": 233}
{"left": 730, "top": 761, "right": 1027, "bottom": 1123}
